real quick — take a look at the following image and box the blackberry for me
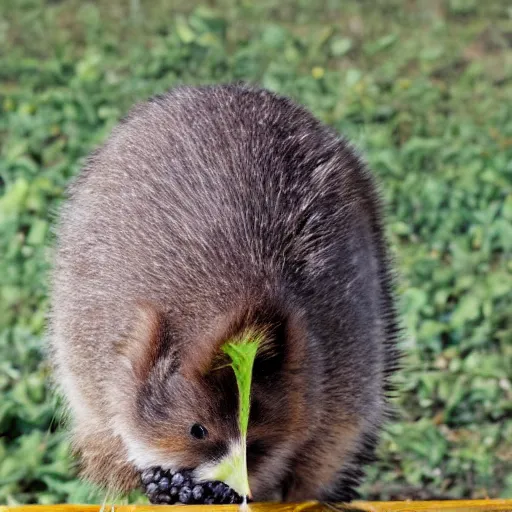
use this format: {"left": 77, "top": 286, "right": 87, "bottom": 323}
{"left": 159, "top": 477, "right": 170, "bottom": 491}
{"left": 179, "top": 486, "right": 192, "bottom": 504}
{"left": 171, "top": 473, "right": 185, "bottom": 486}
{"left": 140, "top": 466, "right": 246, "bottom": 505}
{"left": 192, "top": 485, "right": 204, "bottom": 501}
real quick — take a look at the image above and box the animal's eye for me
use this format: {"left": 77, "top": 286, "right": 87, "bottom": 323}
{"left": 190, "top": 423, "right": 208, "bottom": 440}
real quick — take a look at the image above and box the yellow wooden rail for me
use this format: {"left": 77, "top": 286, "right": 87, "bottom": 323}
{"left": 1, "top": 501, "right": 511, "bottom": 512}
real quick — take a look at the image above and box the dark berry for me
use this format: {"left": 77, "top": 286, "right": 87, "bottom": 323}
{"left": 159, "top": 477, "right": 170, "bottom": 491}
{"left": 141, "top": 469, "right": 154, "bottom": 485}
{"left": 146, "top": 482, "right": 158, "bottom": 496}
{"left": 158, "top": 494, "right": 172, "bottom": 504}
{"left": 171, "top": 472, "right": 184, "bottom": 486}
{"left": 212, "top": 482, "right": 226, "bottom": 496}
{"left": 140, "top": 466, "right": 245, "bottom": 505}
{"left": 192, "top": 485, "right": 204, "bottom": 501}
{"left": 204, "top": 482, "right": 215, "bottom": 494}
{"left": 179, "top": 486, "right": 192, "bottom": 504}
{"left": 221, "top": 488, "right": 235, "bottom": 504}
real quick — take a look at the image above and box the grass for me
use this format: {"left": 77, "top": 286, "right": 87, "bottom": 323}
{"left": 0, "top": 0, "right": 511, "bottom": 505}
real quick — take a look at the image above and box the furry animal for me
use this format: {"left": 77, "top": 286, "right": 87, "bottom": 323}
{"left": 49, "top": 83, "right": 399, "bottom": 502}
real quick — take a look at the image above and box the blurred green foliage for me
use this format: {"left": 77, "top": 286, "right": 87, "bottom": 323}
{"left": 1, "top": 0, "right": 511, "bottom": 505}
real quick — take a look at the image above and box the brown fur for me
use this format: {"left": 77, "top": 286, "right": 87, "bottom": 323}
{"left": 115, "top": 303, "right": 170, "bottom": 382}
{"left": 48, "top": 83, "right": 399, "bottom": 502}
{"left": 72, "top": 421, "right": 139, "bottom": 492}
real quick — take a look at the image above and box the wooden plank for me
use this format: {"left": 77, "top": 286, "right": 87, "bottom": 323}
{"left": 1, "top": 500, "right": 511, "bottom": 512}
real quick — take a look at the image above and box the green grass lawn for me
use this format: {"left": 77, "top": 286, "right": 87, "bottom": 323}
{"left": 1, "top": 0, "right": 511, "bottom": 505}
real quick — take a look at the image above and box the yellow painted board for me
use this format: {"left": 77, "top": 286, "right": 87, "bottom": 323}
{"left": 0, "top": 501, "right": 511, "bottom": 512}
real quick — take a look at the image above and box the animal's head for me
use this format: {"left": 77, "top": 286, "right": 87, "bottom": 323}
{"left": 113, "top": 300, "right": 310, "bottom": 500}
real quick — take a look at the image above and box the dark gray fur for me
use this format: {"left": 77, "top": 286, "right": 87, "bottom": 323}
{"left": 49, "top": 83, "right": 399, "bottom": 501}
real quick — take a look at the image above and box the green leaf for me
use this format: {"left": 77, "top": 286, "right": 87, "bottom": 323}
{"left": 330, "top": 37, "right": 353, "bottom": 57}
{"left": 222, "top": 337, "right": 259, "bottom": 438}
{"left": 204, "top": 332, "right": 262, "bottom": 499}
{"left": 0, "top": 178, "right": 30, "bottom": 217}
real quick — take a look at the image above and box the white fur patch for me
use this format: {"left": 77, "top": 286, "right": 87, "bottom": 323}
{"left": 109, "top": 416, "right": 181, "bottom": 472}
{"left": 127, "top": 437, "right": 180, "bottom": 471}
{"left": 194, "top": 440, "right": 248, "bottom": 496}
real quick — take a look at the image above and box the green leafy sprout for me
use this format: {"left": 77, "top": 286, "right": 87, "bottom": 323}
{"left": 199, "top": 332, "right": 262, "bottom": 499}
{"left": 222, "top": 336, "right": 261, "bottom": 441}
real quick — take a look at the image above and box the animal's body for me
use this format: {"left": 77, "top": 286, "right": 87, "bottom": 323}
{"left": 49, "top": 84, "right": 398, "bottom": 502}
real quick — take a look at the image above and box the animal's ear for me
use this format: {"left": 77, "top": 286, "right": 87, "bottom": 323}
{"left": 116, "top": 303, "right": 174, "bottom": 382}
{"left": 251, "top": 308, "right": 308, "bottom": 379}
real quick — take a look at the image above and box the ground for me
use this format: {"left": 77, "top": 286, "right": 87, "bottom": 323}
{"left": 0, "top": 0, "right": 511, "bottom": 505}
